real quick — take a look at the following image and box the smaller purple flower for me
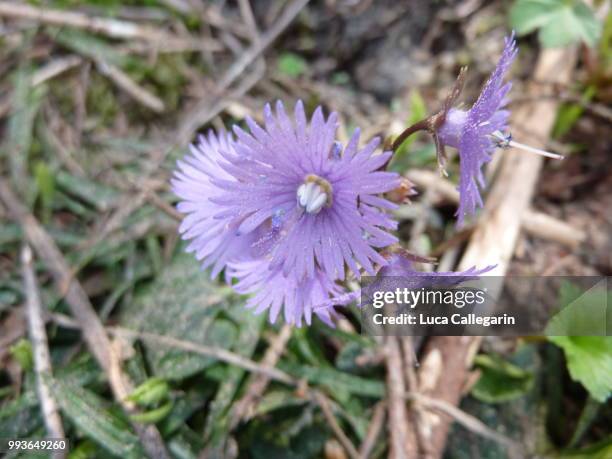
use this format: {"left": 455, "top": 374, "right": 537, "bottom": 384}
{"left": 437, "top": 34, "right": 518, "bottom": 225}
{"left": 392, "top": 33, "right": 563, "bottom": 224}
{"left": 377, "top": 253, "right": 496, "bottom": 283}
{"left": 313, "top": 253, "right": 495, "bottom": 317}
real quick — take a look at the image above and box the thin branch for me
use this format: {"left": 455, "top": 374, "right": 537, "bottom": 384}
{"left": 21, "top": 245, "right": 67, "bottom": 459}
{"left": 237, "top": 0, "right": 260, "bottom": 41}
{"left": 0, "top": 1, "right": 195, "bottom": 45}
{"left": 109, "top": 326, "right": 296, "bottom": 386}
{"left": 358, "top": 401, "right": 386, "bottom": 459}
{"left": 313, "top": 391, "right": 360, "bottom": 459}
{"left": 405, "top": 169, "right": 586, "bottom": 248}
{"left": 31, "top": 56, "right": 83, "bottom": 86}
{"left": 50, "top": 317, "right": 299, "bottom": 390}
{"left": 405, "top": 392, "right": 523, "bottom": 454}
{"left": 384, "top": 336, "right": 418, "bottom": 459}
{"left": 229, "top": 324, "right": 292, "bottom": 428}
{"left": 180, "top": 58, "right": 266, "bottom": 139}
{"left": 95, "top": 59, "right": 165, "bottom": 113}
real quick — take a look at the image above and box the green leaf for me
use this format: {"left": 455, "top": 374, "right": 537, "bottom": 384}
{"left": 125, "top": 377, "right": 169, "bottom": 407}
{"left": 0, "top": 224, "right": 21, "bottom": 247}
{"left": 48, "top": 377, "right": 141, "bottom": 457}
{"left": 510, "top": 0, "right": 602, "bottom": 48}
{"left": 552, "top": 86, "right": 596, "bottom": 138}
{"left": 3, "top": 67, "right": 45, "bottom": 195}
{"left": 119, "top": 253, "right": 238, "bottom": 380}
{"left": 34, "top": 162, "right": 55, "bottom": 203}
{"left": 471, "top": 354, "right": 533, "bottom": 403}
{"left": 204, "top": 305, "right": 265, "bottom": 446}
{"left": 253, "top": 390, "right": 307, "bottom": 417}
{"left": 54, "top": 355, "right": 102, "bottom": 388}
{"left": 160, "top": 390, "right": 209, "bottom": 437}
{"left": 568, "top": 396, "right": 601, "bottom": 448}
{"left": 10, "top": 339, "right": 33, "bottom": 371}
{"left": 292, "top": 327, "right": 331, "bottom": 367}
{"left": 510, "top": 0, "right": 561, "bottom": 35}
{"left": 34, "top": 161, "right": 55, "bottom": 222}
{"left": 558, "top": 436, "right": 612, "bottom": 459}
{"left": 408, "top": 90, "right": 427, "bottom": 123}
{"left": 0, "top": 389, "right": 41, "bottom": 438}
{"left": 130, "top": 401, "right": 173, "bottom": 424}
{"left": 600, "top": 13, "right": 612, "bottom": 63}
{"left": 67, "top": 440, "right": 99, "bottom": 459}
{"left": 277, "top": 53, "right": 307, "bottom": 77}
{"left": 55, "top": 170, "right": 121, "bottom": 212}
{"left": 335, "top": 341, "right": 366, "bottom": 373}
{"left": 280, "top": 363, "right": 385, "bottom": 399}
{"left": 545, "top": 281, "right": 610, "bottom": 336}
{"left": 167, "top": 434, "right": 200, "bottom": 459}
{"left": 567, "top": 1, "right": 602, "bottom": 47}
{"left": 145, "top": 235, "right": 163, "bottom": 274}
{"left": 52, "top": 29, "right": 130, "bottom": 67}
{"left": 538, "top": 3, "right": 600, "bottom": 48}
{"left": 548, "top": 336, "right": 612, "bottom": 402}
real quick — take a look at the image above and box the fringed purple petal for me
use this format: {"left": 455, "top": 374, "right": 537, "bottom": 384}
{"left": 437, "top": 34, "right": 518, "bottom": 225}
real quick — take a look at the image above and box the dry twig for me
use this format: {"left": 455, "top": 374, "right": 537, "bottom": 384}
{"left": 406, "top": 169, "right": 586, "bottom": 248}
{"left": 229, "top": 324, "right": 292, "bottom": 428}
{"left": 95, "top": 59, "right": 165, "bottom": 112}
{"left": 358, "top": 401, "right": 386, "bottom": 459}
{"left": 314, "top": 391, "right": 360, "bottom": 459}
{"left": 384, "top": 336, "right": 418, "bottom": 459}
{"left": 0, "top": 1, "right": 200, "bottom": 47}
{"left": 21, "top": 245, "right": 67, "bottom": 459}
{"left": 405, "top": 392, "right": 523, "bottom": 454}
{"left": 31, "top": 55, "right": 83, "bottom": 86}
{"left": 109, "top": 326, "right": 296, "bottom": 385}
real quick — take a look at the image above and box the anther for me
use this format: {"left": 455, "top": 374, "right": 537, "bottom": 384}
{"left": 296, "top": 175, "right": 333, "bottom": 214}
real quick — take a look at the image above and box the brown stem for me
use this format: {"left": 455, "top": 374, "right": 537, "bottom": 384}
{"left": 391, "top": 118, "right": 431, "bottom": 152}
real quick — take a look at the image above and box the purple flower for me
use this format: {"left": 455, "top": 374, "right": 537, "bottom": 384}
{"left": 212, "top": 100, "right": 400, "bottom": 281}
{"left": 438, "top": 34, "right": 518, "bottom": 225}
{"left": 377, "top": 253, "right": 495, "bottom": 283}
{"left": 172, "top": 130, "right": 258, "bottom": 278}
{"left": 313, "top": 253, "right": 496, "bottom": 317}
{"left": 172, "top": 101, "right": 403, "bottom": 325}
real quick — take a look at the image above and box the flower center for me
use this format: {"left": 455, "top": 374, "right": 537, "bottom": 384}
{"left": 296, "top": 174, "right": 333, "bottom": 214}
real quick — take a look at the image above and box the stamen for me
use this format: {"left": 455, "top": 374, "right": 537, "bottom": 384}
{"left": 271, "top": 208, "right": 285, "bottom": 229}
{"left": 296, "top": 175, "right": 333, "bottom": 214}
{"left": 330, "top": 141, "right": 343, "bottom": 160}
{"left": 491, "top": 131, "right": 564, "bottom": 160}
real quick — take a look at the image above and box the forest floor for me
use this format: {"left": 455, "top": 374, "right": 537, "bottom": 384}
{"left": 0, "top": 1, "right": 611, "bottom": 458}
